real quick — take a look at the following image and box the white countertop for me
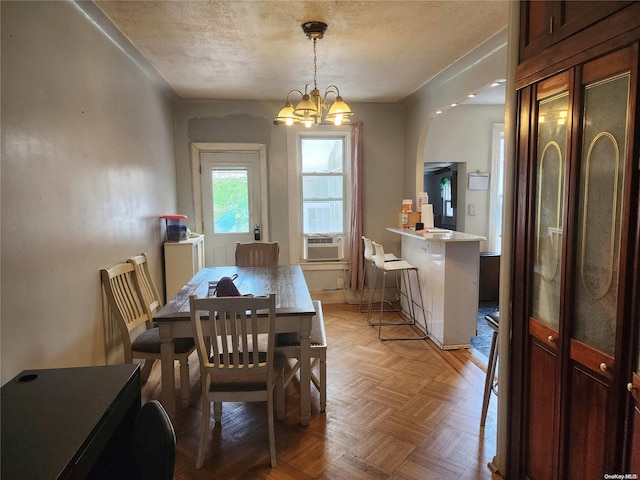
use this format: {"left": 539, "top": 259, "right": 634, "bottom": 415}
{"left": 386, "top": 227, "right": 486, "bottom": 243}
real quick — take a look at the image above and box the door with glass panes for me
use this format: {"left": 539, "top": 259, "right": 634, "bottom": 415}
{"left": 200, "top": 150, "right": 267, "bottom": 266}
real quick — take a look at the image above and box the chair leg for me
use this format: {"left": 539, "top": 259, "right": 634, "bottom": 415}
{"left": 481, "top": 331, "right": 499, "bottom": 426}
{"left": 358, "top": 262, "right": 369, "bottom": 312}
{"left": 197, "top": 390, "right": 210, "bottom": 469}
{"left": 367, "top": 267, "right": 404, "bottom": 325}
{"left": 310, "top": 358, "right": 320, "bottom": 390}
{"left": 369, "top": 269, "right": 415, "bottom": 327}
{"left": 366, "top": 265, "right": 377, "bottom": 323}
{"left": 378, "top": 268, "right": 429, "bottom": 341}
{"left": 319, "top": 352, "right": 326, "bottom": 412}
{"left": 275, "top": 373, "right": 285, "bottom": 421}
{"left": 179, "top": 357, "right": 191, "bottom": 406}
{"left": 213, "top": 402, "right": 222, "bottom": 422}
{"left": 267, "top": 390, "right": 277, "bottom": 467}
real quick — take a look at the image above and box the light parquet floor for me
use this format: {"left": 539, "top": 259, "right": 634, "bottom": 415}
{"left": 142, "top": 304, "right": 498, "bottom": 479}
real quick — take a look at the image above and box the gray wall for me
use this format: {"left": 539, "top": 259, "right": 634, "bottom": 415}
{"left": 172, "top": 100, "right": 406, "bottom": 289}
{"left": 0, "top": 1, "right": 507, "bottom": 383}
{"left": 1, "top": 1, "right": 178, "bottom": 383}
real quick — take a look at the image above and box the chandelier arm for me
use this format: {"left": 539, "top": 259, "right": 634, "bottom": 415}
{"left": 324, "top": 85, "right": 341, "bottom": 98}
{"left": 286, "top": 89, "right": 305, "bottom": 102}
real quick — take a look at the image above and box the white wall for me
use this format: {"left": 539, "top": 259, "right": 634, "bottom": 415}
{"left": 1, "top": 1, "right": 178, "bottom": 383}
{"left": 403, "top": 29, "right": 508, "bottom": 212}
{"left": 424, "top": 105, "right": 505, "bottom": 249}
{"left": 172, "top": 100, "right": 406, "bottom": 290}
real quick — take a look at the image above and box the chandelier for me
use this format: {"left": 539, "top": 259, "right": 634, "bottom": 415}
{"left": 275, "top": 21, "right": 353, "bottom": 127}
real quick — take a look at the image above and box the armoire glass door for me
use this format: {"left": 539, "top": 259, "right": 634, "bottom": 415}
{"left": 526, "top": 71, "right": 571, "bottom": 480}
{"left": 565, "top": 49, "right": 631, "bottom": 480}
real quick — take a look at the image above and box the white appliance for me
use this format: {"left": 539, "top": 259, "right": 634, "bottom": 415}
{"left": 304, "top": 235, "right": 344, "bottom": 261}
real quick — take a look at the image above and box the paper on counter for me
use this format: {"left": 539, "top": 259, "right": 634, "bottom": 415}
{"left": 421, "top": 204, "right": 434, "bottom": 229}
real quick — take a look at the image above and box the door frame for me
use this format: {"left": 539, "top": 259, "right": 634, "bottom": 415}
{"left": 190, "top": 142, "right": 269, "bottom": 241}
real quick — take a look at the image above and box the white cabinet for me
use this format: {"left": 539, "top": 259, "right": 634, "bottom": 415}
{"left": 163, "top": 235, "right": 205, "bottom": 300}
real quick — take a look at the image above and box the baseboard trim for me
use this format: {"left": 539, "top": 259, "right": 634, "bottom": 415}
{"left": 310, "top": 290, "right": 349, "bottom": 304}
{"left": 310, "top": 288, "right": 401, "bottom": 305}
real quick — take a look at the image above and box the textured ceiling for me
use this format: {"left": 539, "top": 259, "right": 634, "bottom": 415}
{"left": 94, "top": 0, "right": 509, "bottom": 103}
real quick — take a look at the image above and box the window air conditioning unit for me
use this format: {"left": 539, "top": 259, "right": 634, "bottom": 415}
{"left": 304, "top": 235, "right": 344, "bottom": 261}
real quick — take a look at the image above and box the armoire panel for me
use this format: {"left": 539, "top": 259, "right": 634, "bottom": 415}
{"left": 566, "top": 364, "right": 608, "bottom": 479}
{"left": 526, "top": 339, "right": 558, "bottom": 479}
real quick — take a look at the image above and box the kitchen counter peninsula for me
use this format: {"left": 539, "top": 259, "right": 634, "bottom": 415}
{"left": 387, "top": 227, "right": 485, "bottom": 349}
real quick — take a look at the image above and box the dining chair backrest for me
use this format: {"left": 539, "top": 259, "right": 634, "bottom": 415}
{"left": 235, "top": 242, "right": 279, "bottom": 267}
{"left": 100, "top": 263, "right": 152, "bottom": 357}
{"left": 128, "top": 253, "right": 163, "bottom": 318}
{"left": 189, "top": 293, "right": 280, "bottom": 468}
{"left": 189, "top": 294, "right": 277, "bottom": 381}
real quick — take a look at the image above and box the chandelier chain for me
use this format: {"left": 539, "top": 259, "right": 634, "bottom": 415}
{"left": 313, "top": 39, "right": 318, "bottom": 90}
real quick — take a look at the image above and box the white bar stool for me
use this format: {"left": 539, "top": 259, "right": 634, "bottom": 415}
{"left": 371, "top": 241, "right": 429, "bottom": 341}
{"left": 359, "top": 236, "right": 400, "bottom": 318}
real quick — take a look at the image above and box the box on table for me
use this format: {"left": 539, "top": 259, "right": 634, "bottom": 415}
{"left": 398, "top": 212, "right": 422, "bottom": 228}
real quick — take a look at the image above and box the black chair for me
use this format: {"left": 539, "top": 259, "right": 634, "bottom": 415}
{"left": 131, "top": 400, "right": 176, "bottom": 480}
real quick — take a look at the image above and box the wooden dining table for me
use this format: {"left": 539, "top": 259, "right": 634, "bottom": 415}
{"left": 154, "top": 264, "right": 316, "bottom": 425}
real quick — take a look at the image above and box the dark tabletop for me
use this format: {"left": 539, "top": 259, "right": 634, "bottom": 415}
{"left": 155, "top": 265, "right": 316, "bottom": 321}
{"left": 1, "top": 364, "right": 140, "bottom": 480}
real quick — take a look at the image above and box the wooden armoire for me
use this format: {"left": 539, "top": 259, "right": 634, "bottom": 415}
{"left": 508, "top": 2, "right": 640, "bottom": 479}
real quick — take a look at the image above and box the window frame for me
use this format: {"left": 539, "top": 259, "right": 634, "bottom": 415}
{"left": 287, "top": 125, "right": 351, "bottom": 264}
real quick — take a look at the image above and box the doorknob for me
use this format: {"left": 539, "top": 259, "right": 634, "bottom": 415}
{"left": 628, "top": 383, "right": 635, "bottom": 392}
{"left": 547, "top": 335, "right": 556, "bottom": 343}
{"left": 599, "top": 363, "right": 608, "bottom": 372}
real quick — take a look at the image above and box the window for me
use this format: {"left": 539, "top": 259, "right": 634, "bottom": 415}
{"left": 301, "top": 138, "right": 344, "bottom": 234}
{"left": 489, "top": 124, "right": 505, "bottom": 253}
{"left": 287, "top": 126, "right": 351, "bottom": 263}
{"left": 211, "top": 167, "right": 249, "bottom": 233}
{"left": 441, "top": 177, "right": 454, "bottom": 218}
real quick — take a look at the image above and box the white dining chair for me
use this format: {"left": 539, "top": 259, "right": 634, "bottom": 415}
{"left": 189, "top": 293, "right": 285, "bottom": 468}
{"left": 235, "top": 241, "right": 279, "bottom": 267}
{"left": 100, "top": 263, "right": 195, "bottom": 403}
